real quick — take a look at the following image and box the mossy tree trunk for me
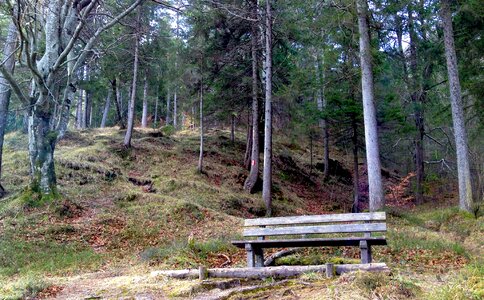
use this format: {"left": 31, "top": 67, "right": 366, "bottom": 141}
{"left": 27, "top": 107, "right": 57, "bottom": 196}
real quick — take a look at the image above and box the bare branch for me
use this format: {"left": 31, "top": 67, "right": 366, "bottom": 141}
{"left": 0, "top": 65, "right": 29, "bottom": 105}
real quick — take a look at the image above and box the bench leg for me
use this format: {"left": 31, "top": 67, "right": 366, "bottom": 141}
{"left": 254, "top": 247, "right": 264, "bottom": 267}
{"left": 360, "top": 240, "right": 372, "bottom": 263}
{"left": 245, "top": 244, "right": 255, "bottom": 267}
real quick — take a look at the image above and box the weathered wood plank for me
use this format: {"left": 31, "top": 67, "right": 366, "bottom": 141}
{"left": 243, "top": 223, "right": 386, "bottom": 237}
{"left": 231, "top": 237, "right": 387, "bottom": 249}
{"left": 244, "top": 212, "right": 386, "bottom": 227}
{"left": 151, "top": 263, "right": 390, "bottom": 279}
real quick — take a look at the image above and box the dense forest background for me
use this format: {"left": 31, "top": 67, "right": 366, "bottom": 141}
{"left": 0, "top": 0, "right": 482, "bottom": 210}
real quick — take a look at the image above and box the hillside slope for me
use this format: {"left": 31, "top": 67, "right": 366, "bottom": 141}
{"left": 0, "top": 128, "right": 482, "bottom": 299}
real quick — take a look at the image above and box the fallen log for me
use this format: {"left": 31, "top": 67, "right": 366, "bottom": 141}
{"left": 151, "top": 263, "right": 389, "bottom": 279}
{"left": 264, "top": 248, "right": 300, "bottom": 266}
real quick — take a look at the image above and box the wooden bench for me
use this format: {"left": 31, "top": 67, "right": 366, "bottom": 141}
{"left": 232, "top": 212, "right": 387, "bottom": 268}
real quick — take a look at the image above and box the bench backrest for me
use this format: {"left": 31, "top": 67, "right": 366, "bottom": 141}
{"left": 243, "top": 212, "right": 386, "bottom": 238}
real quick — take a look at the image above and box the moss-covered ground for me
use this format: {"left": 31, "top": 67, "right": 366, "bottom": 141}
{"left": 0, "top": 128, "right": 482, "bottom": 299}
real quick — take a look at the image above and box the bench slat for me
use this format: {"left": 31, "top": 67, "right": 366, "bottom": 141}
{"left": 244, "top": 212, "right": 386, "bottom": 227}
{"left": 232, "top": 237, "right": 387, "bottom": 248}
{"left": 243, "top": 222, "right": 386, "bottom": 237}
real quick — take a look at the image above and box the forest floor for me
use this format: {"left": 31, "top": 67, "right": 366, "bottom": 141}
{"left": 0, "top": 128, "right": 482, "bottom": 299}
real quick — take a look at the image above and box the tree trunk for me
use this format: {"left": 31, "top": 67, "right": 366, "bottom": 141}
{"left": 141, "top": 74, "right": 148, "bottom": 128}
{"left": 351, "top": 116, "right": 360, "bottom": 213}
{"left": 100, "top": 88, "right": 112, "bottom": 128}
{"left": 440, "top": 0, "right": 473, "bottom": 212}
{"left": 152, "top": 263, "right": 389, "bottom": 279}
{"left": 316, "top": 56, "right": 329, "bottom": 179}
{"left": 356, "top": 0, "right": 384, "bottom": 211}
{"left": 0, "top": 21, "right": 18, "bottom": 196}
{"left": 407, "top": 5, "right": 425, "bottom": 205}
{"left": 87, "top": 91, "right": 93, "bottom": 128}
{"left": 28, "top": 112, "right": 57, "bottom": 196}
{"left": 124, "top": 10, "right": 140, "bottom": 148}
{"left": 166, "top": 91, "right": 171, "bottom": 126}
{"left": 173, "top": 89, "right": 178, "bottom": 129}
{"left": 262, "top": 0, "right": 273, "bottom": 216}
{"left": 244, "top": 3, "right": 260, "bottom": 193}
{"left": 154, "top": 91, "right": 159, "bottom": 127}
{"left": 244, "top": 114, "right": 253, "bottom": 170}
{"left": 76, "top": 90, "right": 83, "bottom": 129}
{"left": 198, "top": 72, "right": 204, "bottom": 173}
{"left": 112, "top": 78, "right": 126, "bottom": 129}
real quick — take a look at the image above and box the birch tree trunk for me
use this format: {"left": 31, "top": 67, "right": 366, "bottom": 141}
{"left": 244, "top": 1, "right": 260, "bottom": 193}
{"left": 356, "top": 0, "right": 384, "bottom": 211}
{"left": 124, "top": 9, "right": 141, "bottom": 148}
{"left": 440, "top": 0, "right": 473, "bottom": 212}
{"left": 141, "top": 74, "right": 148, "bottom": 128}
{"left": 262, "top": 0, "right": 273, "bottom": 216}
{"left": 100, "top": 88, "right": 112, "bottom": 128}
{"left": 0, "top": 21, "right": 18, "bottom": 197}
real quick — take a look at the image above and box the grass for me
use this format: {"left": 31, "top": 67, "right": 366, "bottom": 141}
{"left": 0, "top": 276, "right": 51, "bottom": 300}
{"left": 0, "top": 237, "right": 101, "bottom": 277}
{"left": 427, "top": 263, "right": 484, "bottom": 299}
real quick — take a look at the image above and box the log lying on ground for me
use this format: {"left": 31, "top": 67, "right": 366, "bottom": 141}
{"left": 151, "top": 263, "right": 389, "bottom": 279}
{"left": 264, "top": 248, "right": 300, "bottom": 266}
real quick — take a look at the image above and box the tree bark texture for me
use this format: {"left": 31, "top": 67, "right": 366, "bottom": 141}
{"left": 440, "top": 0, "right": 473, "bottom": 211}
{"left": 198, "top": 73, "right": 204, "bottom": 173}
{"left": 124, "top": 10, "right": 141, "bottom": 148}
{"left": 112, "top": 78, "right": 126, "bottom": 129}
{"left": 141, "top": 74, "right": 148, "bottom": 128}
{"left": 244, "top": 2, "right": 260, "bottom": 193}
{"left": 262, "top": 0, "right": 273, "bottom": 216}
{"left": 100, "top": 88, "right": 112, "bottom": 128}
{"left": 356, "top": 0, "right": 385, "bottom": 211}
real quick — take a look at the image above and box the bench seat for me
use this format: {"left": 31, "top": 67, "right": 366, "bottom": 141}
{"left": 232, "top": 236, "right": 387, "bottom": 248}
